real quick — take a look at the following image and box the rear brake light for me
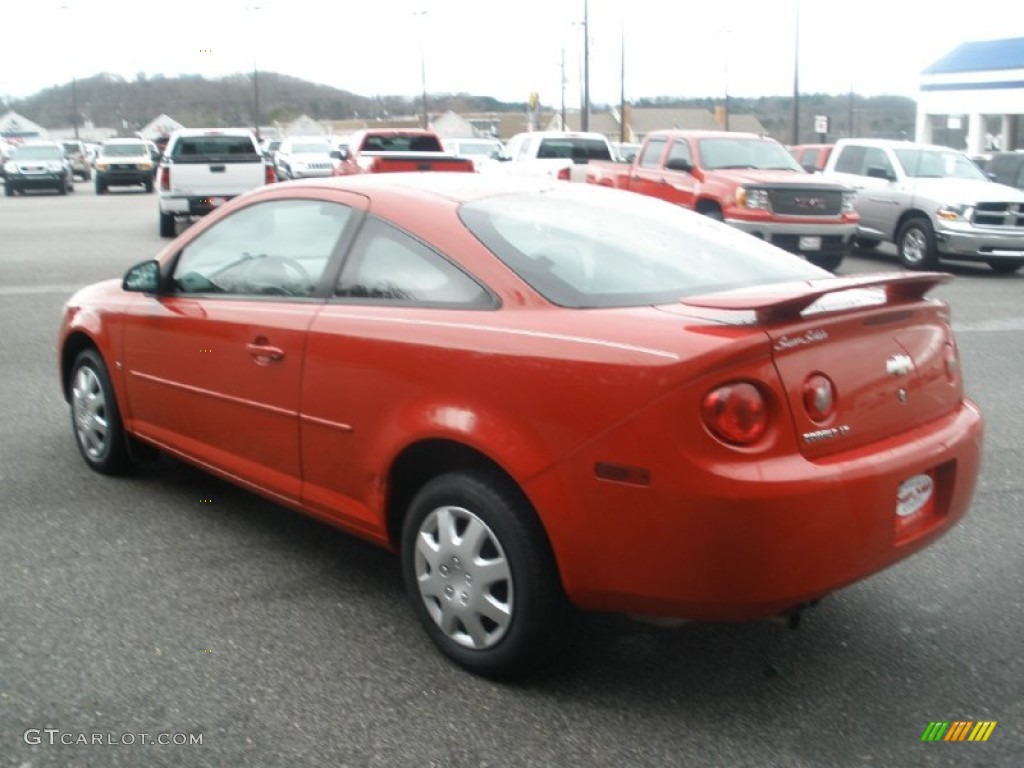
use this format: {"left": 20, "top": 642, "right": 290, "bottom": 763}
{"left": 556, "top": 166, "right": 571, "bottom": 181}
{"left": 802, "top": 373, "right": 836, "bottom": 422}
{"left": 702, "top": 382, "right": 769, "bottom": 445}
{"left": 264, "top": 163, "right": 276, "bottom": 185}
{"left": 159, "top": 166, "right": 169, "bottom": 191}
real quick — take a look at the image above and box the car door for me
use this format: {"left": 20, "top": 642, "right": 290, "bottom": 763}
{"left": 298, "top": 216, "right": 497, "bottom": 537}
{"left": 830, "top": 144, "right": 902, "bottom": 238}
{"left": 629, "top": 137, "right": 670, "bottom": 200}
{"left": 120, "top": 196, "right": 360, "bottom": 502}
{"left": 657, "top": 138, "right": 698, "bottom": 208}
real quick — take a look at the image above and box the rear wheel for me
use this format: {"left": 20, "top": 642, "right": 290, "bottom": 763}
{"left": 896, "top": 217, "right": 938, "bottom": 270}
{"left": 69, "top": 349, "right": 131, "bottom": 475}
{"left": 401, "top": 470, "right": 569, "bottom": 679}
{"left": 697, "top": 204, "right": 724, "bottom": 222}
{"left": 159, "top": 211, "right": 176, "bottom": 238}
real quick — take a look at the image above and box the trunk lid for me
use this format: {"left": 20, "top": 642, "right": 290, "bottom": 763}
{"left": 678, "top": 273, "right": 962, "bottom": 460}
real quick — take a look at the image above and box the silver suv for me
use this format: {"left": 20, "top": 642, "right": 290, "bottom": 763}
{"left": 823, "top": 139, "right": 1024, "bottom": 273}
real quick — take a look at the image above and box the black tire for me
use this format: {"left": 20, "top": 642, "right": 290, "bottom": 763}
{"left": 57, "top": 179, "right": 68, "bottom": 196}
{"left": 988, "top": 260, "right": 1023, "bottom": 274}
{"left": 807, "top": 252, "right": 844, "bottom": 272}
{"left": 699, "top": 205, "right": 724, "bottom": 222}
{"left": 4, "top": 184, "right": 12, "bottom": 197}
{"left": 896, "top": 216, "right": 938, "bottom": 270}
{"left": 853, "top": 236, "right": 880, "bottom": 250}
{"left": 95, "top": 181, "right": 106, "bottom": 195}
{"left": 159, "top": 211, "right": 176, "bottom": 238}
{"left": 144, "top": 180, "right": 154, "bottom": 193}
{"left": 68, "top": 348, "right": 132, "bottom": 475}
{"left": 401, "top": 470, "right": 569, "bottom": 679}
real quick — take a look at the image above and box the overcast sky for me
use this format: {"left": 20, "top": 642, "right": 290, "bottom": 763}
{"left": 3, "top": 0, "right": 1023, "bottom": 108}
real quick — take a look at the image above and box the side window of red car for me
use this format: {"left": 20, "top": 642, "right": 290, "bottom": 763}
{"left": 172, "top": 200, "right": 352, "bottom": 297}
{"left": 334, "top": 217, "right": 494, "bottom": 308}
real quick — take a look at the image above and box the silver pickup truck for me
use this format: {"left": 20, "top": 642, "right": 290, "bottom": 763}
{"left": 157, "top": 129, "right": 275, "bottom": 238}
{"left": 822, "top": 138, "right": 1024, "bottom": 273}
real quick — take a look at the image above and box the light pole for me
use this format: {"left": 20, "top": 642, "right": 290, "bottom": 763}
{"left": 60, "top": 3, "right": 80, "bottom": 139}
{"left": 581, "top": 0, "right": 590, "bottom": 132}
{"left": 246, "top": 4, "right": 262, "bottom": 140}
{"left": 414, "top": 10, "right": 429, "bottom": 129}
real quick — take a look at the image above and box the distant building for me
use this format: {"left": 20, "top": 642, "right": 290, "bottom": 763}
{"left": 0, "top": 111, "right": 46, "bottom": 142}
{"left": 917, "top": 37, "right": 1024, "bottom": 153}
{"left": 549, "top": 107, "right": 767, "bottom": 142}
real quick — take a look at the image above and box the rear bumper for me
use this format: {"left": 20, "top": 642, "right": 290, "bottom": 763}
{"left": 160, "top": 195, "right": 237, "bottom": 216}
{"left": 530, "top": 399, "right": 983, "bottom": 621}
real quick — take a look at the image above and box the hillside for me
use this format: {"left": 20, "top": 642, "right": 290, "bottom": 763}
{"left": 0, "top": 72, "right": 915, "bottom": 142}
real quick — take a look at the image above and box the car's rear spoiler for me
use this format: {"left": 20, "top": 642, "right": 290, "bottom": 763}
{"left": 680, "top": 272, "right": 952, "bottom": 324}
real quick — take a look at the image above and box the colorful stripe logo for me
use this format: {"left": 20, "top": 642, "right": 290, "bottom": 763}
{"left": 921, "top": 721, "right": 997, "bottom": 742}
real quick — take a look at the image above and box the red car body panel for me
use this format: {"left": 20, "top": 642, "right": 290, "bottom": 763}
{"left": 58, "top": 176, "right": 983, "bottom": 623}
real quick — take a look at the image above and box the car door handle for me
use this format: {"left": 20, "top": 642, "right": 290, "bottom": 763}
{"left": 246, "top": 342, "right": 285, "bottom": 362}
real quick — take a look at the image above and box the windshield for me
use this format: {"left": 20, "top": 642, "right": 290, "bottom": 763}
{"left": 360, "top": 134, "right": 443, "bottom": 152}
{"left": 291, "top": 142, "right": 332, "bottom": 154}
{"left": 697, "top": 138, "right": 803, "bottom": 171}
{"left": 453, "top": 141, "right": 502, "bottom": 157}
{"left": 893, "top": 148, "right": 988, "bottom": 180}
{"left": 12, "top": 145, "right": 63, "bottom": 161}
{"left": 459, "top": 185, "right": 823, "bottom": 308}
{"left": 102, "top": 143, "right": 147, "bottom": 157}
{"left": 536, "top": 138, "right": 612, "bottom": 162}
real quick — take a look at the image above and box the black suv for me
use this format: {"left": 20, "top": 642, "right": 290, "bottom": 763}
{"left": 984, "top": 152, "right": 1024, "bottom": 192}
{"left": 3, "top": 142, "right": 75, "bottom": 196}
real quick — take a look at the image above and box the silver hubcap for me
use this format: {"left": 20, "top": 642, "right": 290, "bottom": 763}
{"left": 902, "top": 228, "right": 927, "bottom": 265}
{"left": 71, "top": 366, "right": 109, "bottom": 460}
{"left": 414, "top": 505, "right": 513, "bottom": 650}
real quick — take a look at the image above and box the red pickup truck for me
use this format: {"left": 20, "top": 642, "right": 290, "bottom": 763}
{"left": 586, "top": 130, "right": 858, "bottom": 270}
{"left": 333, "top": 129, "right": 476, "bottom": 175}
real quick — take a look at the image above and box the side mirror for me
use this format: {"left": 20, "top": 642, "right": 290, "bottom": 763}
{"left": 866, "top": 165, "right": 895, "bottom": 181}
{"left": 336, "top": 148, "right": 350, "bottom": 161}
{"left": 329, "top": 150, "right": 342, "bottom": 160}
{"left": 665, "top": 158, "right": 693, "bottom": 173}
{"left": 123, "top": 260, "right": 162, "bottom": 293}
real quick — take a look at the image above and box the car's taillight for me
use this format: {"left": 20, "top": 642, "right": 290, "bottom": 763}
{"left": 159, "top": 166, "right": 169, "bottom": 191}
{"left": 556, "top": 165, "right": 571, "bottom": 181}
{"left": 802, "top": 373, "right": 836, "bottom": 422}
{"left": 264, "top": 163, "right": 276, "bottom": 185}
{"left": 701, "top": 382, "right": 769, "bottom": 445}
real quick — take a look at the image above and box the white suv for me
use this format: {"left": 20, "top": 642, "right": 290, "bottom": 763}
{"left": 273, "top": 137, "right": 338, "bottom": 180}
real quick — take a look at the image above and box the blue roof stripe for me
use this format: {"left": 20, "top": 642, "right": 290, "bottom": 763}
{"left": 921, "top": 80, "right": 1024, "bottom": 92}
{"left": 922, "top": 38, "right": 1024, "bottom": 74}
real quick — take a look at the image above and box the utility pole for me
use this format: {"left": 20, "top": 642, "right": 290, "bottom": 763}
{"left": 71, "top": 76, "right": 79, "bottom": 140}
{"left": 414, "top": 10, "right": 429, "bottom": 129}
{"left": 619, "top": 25, "right": 626, "bottom": 143}
{"left": 561, "top": 47, "right": 567, "bottom": 130}
{"left": 581, "top": 0, "right": 590, "bottom": 131}
{"left": 790, "top": 0, "right": 800, "bottom": 145}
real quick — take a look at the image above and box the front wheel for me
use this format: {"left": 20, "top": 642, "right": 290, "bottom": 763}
{"left": 69, "top": 349, "right": 131, "bottom": 475}
{"left": 401, "top": 470, "right": 569, "bottom": 678}
{"left": 988, "top": 260, "right": 1023, "bottom": 274}
{"left": 896, "top": 217, "right": 938, "bottom": 270}
{"left": 807, "top": 252, "right": 844, "bottom": 272}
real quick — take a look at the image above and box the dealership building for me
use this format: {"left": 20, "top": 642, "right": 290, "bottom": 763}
{"left": 916, "top": 37, "right": 1024, "bottom": 154}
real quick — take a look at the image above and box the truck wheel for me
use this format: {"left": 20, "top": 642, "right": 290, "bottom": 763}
{"left": 896, "top": 217, "right": 938, "bottom": 270}
{"left": 159, "top": 212, "right": 176, "bottom": 238}
{"left": 697, "top": 204, "right": 724, "bottom": 222}
{"left": 145, "top": 180, "right": 154, "bottom": 193}
{"left": 95, "top": 181, "right": 106, "bottom": 195}
{"left": 401, "top": 470, "right": 570, "bottom": 679}
{"left": 807, "top": 253, "right": 844, "bottom": 272}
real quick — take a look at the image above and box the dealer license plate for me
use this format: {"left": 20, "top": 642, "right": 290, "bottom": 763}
{"left": 799, "top": 236, "right": 822, "bottom": 251}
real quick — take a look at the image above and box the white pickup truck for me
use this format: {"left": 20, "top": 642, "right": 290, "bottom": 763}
{"left": 157, "top": 129, "right": 275, "bottom": 237}
{"left": 496, "top": 131, "right": 615, "bottom": 182}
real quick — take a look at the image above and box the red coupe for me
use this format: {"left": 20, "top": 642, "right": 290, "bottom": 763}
{"left": 59, "top": 174, "right": 983, "bottom": 677}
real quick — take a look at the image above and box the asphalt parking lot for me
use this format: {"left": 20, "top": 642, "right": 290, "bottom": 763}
{"left": 0, "top": 180, "right": 1021, "bottom": 767}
